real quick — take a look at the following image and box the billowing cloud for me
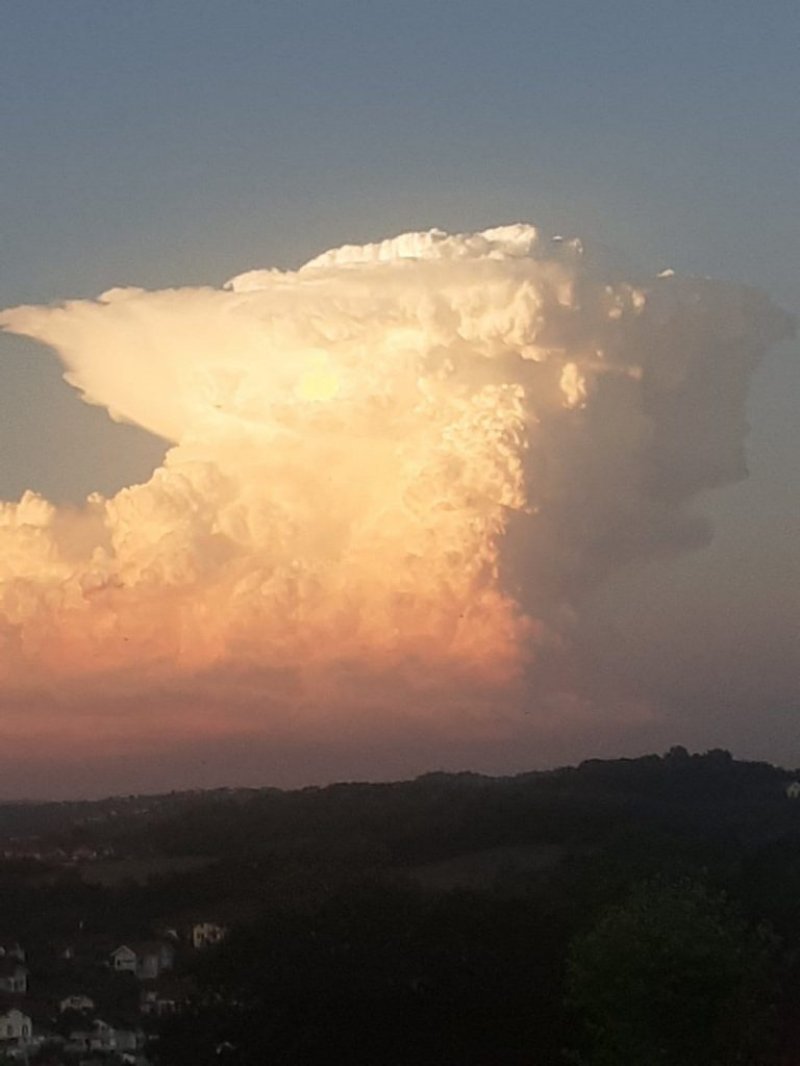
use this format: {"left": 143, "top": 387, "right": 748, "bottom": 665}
{"left": 0, "top": 225, "right": 793, "bottom": 767}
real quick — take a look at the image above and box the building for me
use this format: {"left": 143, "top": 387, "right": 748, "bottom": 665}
{"left": 192, "top": 922, "right": 228, "bottom": 950}
{"left": 60, "top": 994, "right": 95, "bottom": 1014}
{"left": 0, "top": 1009, "right": 31, "bottom": 1043}
{"left": 0, "top": 960, "right": 27, "bottom": 994}
{"left": 786, "top": 780, "right": 800, "bottom": 799}
{"left": 110, "top": 945, "right": 138, "bottom": 975}
{"left": 67, "top": 1019, "right": 115, "bottom": 1054}
{"left": 111, "top": 941, "right": 175, "bottom": 980}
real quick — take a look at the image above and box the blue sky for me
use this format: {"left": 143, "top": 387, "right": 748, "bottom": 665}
{"left": 3, "top": 3, "right": 798, "bottom": 296}
{"left": 0, "top": 1, "right": 797, "bottom": 783}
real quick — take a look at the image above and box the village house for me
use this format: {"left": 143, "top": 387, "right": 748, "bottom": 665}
{"left": 0, "top": 1008, "right": 32, "bottom": 1044}
{"left": 192, "top": 921, "right": 228, "bottom": 950}
{"left": 111, "top": 941, "right": 175, "bottom": 980}
{"left": 785, "top": 780, "right": 800, "bottom": 799}
{"left": 138, "top": 953, "right": 159, "bottom": 980}
{"left": 67, "top": 1018, "right": 116, "bottom": 1054}
{"left": 0, "top": 960, "right": 27, "bottom": 994}
{"left": 59, "top": 994, "right": 95, "bottom": 1013}
{"left": 66, "top": 1018, "right": 146, "bottom": 1058}
{"left": 110, "top": 944, "right": 137, "bottom": 975}
{"left": 135, "top": 940, "right": 175, "bottom": 979}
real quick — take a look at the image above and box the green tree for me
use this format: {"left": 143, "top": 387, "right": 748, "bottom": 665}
{"left": 565, "top": 877, "right": 779, "bottom": 1066}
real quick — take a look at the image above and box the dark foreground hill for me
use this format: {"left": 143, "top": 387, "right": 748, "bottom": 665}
{"left": 1, "top": 749, "right": 799, "bottom": 1064}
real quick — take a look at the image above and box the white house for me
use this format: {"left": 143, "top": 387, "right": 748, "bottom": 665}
{"left": 0, "top": 1009, "right": 31, "bottom": 1043}
{"left": 136, "top": 948, "right": 160, "bottom": 981}
{"left": 111, "top": 941, "right": 175, "bottom": 980}
{"left": 785, "top": 780, "right": 800, "bottom": 799}
{"left": 135, "top": 941, "right": 175, "bottom": 979}
{"left": 0, "top": 944, "right": 25, "bottom": 963}
{"left": 59, "top": 994, "right": 95, "bottom": 1014}
{"left": 110, "top": 945, "right": 137, "bottom": 975}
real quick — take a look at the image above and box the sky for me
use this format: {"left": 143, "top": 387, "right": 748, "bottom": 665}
{"left": 0, "top": 1, "right": 797, "bottom": 797}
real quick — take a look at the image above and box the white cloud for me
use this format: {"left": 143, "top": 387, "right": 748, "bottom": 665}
{"left": 0, "top": 225, "right": 791, "bottom": 737}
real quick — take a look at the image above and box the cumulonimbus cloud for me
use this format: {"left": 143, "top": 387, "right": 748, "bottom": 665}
{"left": 0, "top": 224, "right": 793, "bottom": 734}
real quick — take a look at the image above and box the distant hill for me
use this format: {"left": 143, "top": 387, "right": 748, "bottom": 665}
{"left": 1, "top": 748, "right": 797, "bottom": 867}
